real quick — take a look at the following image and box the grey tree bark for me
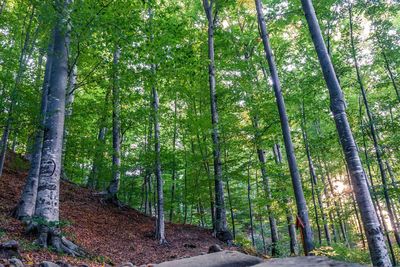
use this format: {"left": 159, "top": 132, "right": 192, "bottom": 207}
{"left": 153, "top": 86, "right": 166, "bottom": 244}
{"left": 34, "top": 0, "right": 83, "bottom": 256}
{"left": 255, "top": 0, "right": 314, "bottom": 254}
{"left": 202, "top": 0, "right": 231, "bottom": 242}
{"left": 301, "top": 0, "right": 391, "bottom": 265}
{"left": 61, "top": 65, "right": 77, "bottom": 179}
{"left": 14, "top": 38, "right": 54, "bottom": 220}
{"left": 107, "top": 47, "right": 121, "bottom": 200}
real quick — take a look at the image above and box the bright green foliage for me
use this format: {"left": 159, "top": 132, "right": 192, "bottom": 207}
{"left": 1, "top": 0, "right": 400, "bottom": 264}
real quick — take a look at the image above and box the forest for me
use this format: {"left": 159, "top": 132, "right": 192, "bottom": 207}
{"left": 0, "top": 0, "right": 399, "bottom": 266}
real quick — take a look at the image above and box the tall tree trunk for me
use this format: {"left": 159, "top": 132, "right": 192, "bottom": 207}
{"left": 301, "top": 0, "right": 391, "bottom": 265}
{"left": 0, "top": 6, "right": 35, "bottom": 176}
{"left": 0, "top": 0, "right": 6, "bottom": 16}
{"left": 301, "top": 104, "right": 330, "bottom": 245}
{"left": 224, "top": 148, "right": 236, "bottom": 240}
{"left": 254, "top": 167, "right": 267, "bottom": 254}
{"left": 253, "top": 117, "right": 279, "bottom": 255}
{"left": 88, "top": 126, "right": 107, "bottom": 189}
{"left": 35, "top": 0, "right": 83, "bottom": 256}
{"left": 14, "top": 38, "right": 54, "bottom": 220}
{"left": 255, "top": 0, "right": 314, "bottom": 254}
{"left": 360, "top": 105, "right": 398, "bottom": 264}
{"left": 169, "top": 97, "right": 177, "bottom": 222}
{"left": 153, "top": 85, "right": 165, "bottom": 244}
{"left": 195, "top": 97, "right": 217, "bottom": 231}
{"left": 274, "top": 143, "right": 298, "bottom": 255}
{"left": 202, "top": 0, "right": 231, "bottom": 242}
{"left": 61, "top": 65, "right": 77, "bottom": 180}
{"left": 107, "top": 47, "right": 121, "bottom": 200}
{"left": 349, "top": 4, "right": 400, "bottom": 248}
{"left": 247, "top": 161, "right": 255, "bottom": 247}
{"left": 378, "top": 40, "right": 400, "bottom": 103}
{"left": 287, "top": 212, "right": 298, "bottom": 255}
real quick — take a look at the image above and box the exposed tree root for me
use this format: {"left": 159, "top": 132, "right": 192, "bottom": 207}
{"left": 37, "top": 225, "right": 86, "bottom": 257}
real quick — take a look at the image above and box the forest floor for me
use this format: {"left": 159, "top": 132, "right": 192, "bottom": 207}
{"left": 0, "top": 152, "right": 226, "bottom": 266}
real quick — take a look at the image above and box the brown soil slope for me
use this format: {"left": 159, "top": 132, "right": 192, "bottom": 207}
{"left": 0, "top": 152, "right": 223, "bottom": 266}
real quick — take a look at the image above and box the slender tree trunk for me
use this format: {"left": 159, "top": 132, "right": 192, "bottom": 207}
{"left": 169, "top": 98, "right": 177, "bottom": 222}
{"left": 360, "top": 105, "right": 398, "bottom": 264}
{"left": 88, "top": 126, "right": 107, "bottom": 189}
{"left": 224, "top": 148, "right": 236, "bottom": 240}
{"left": 0, "top": 0, "right": 6, "bottom": 16}
{"left": 247, "top": 161, "right": 255, "bottom": 247}
{"left": 195, "top": 131, "right": 216, "bottom": 231}
{"left": 287, "top": 213, "right": 298, "bottom": 255}
{"left": 107, "top": 47, "right": 121, "bottom": 200}
{"left": 153, "top": 85, "right": 165, "bottom": 243}
{"left": 301, "top": 105, "right": 330, "bottom": 245}
{"left": 202, "top": 0, "right": 230, "bottom": 242}
{"left": 183, "top": 140, "right": 188, "bottom": 224}
{"left": 274, "top": 143, "right": 298, "bottom": 256}
{"left": 253, "top": 117, "right": 279, "bottom": 255}
{"left": 349, "top": 4, "right": 400, "bottom": 248}
{"left": 14, "top": 38, "right": 54, "bottom": 220}
{"left": 386, "top": 161, "right": 400, "bottom": 210}
{"left": 378, "top": 42, "right": 400, "bottom": 103}
{"left": 61, "top": 65, "right": 77, "bottom": 179}
{"left": 255, "top": 0, "right": 314, "bottom": 254}
{"left": 301, "top": 0, "right": 391, "bottom": 264}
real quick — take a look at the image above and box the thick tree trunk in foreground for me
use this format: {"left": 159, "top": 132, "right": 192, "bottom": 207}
{"left": 203, "top": 0, "right": 231, "bottom": 242}
{"left": 301, "top": 0, "right": 390, "bottom": 265}
{"left": 107, "top": 47, "right": 121, "bottom": 199}
{"left": 255, "top": 0, "right": 314, "bottom": 255}
{"left": 35, "top": 0, "right": 83, "bottom": 256}
{"left": 15, "top": 39, "right": 54, "bottom": 220}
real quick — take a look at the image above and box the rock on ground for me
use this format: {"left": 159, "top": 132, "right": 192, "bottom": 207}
{"left": 0, "top": 240, "right": 20, "bottom": 259}
{"left": 253, "top": 256, "right": 366, "bottom": 267}
{"left": 152, "top": 251, "right": 263, "bottom": 267}
{"left": 151, "top": 252, "right": 366, "bottom": 267}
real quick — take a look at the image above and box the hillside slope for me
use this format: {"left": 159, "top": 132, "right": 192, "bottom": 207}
{"left": 0, "top": 152, "right": 224, "bottom": 266}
